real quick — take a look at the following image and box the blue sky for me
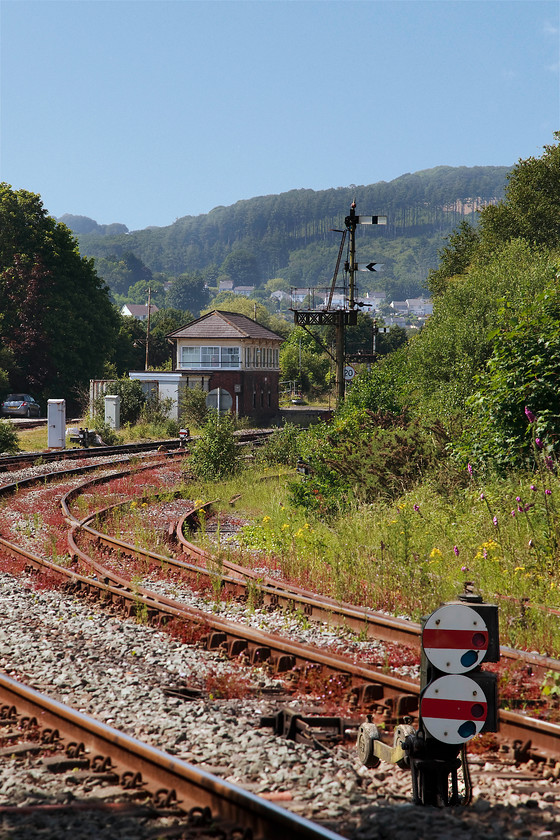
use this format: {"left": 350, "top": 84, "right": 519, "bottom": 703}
{"left": 1, "top": 0, "right": 558, "bottom": 231}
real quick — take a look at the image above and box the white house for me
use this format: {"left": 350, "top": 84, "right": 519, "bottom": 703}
{"left": 121, "top": 303, "right": 159, "bottom": 321}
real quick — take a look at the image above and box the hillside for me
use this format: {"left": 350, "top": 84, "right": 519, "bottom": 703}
{"left": 70, "top": 165, "right": 510, "bottom": 301}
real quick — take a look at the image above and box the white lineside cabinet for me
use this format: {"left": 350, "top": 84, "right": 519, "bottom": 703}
{"left": 104, "top": 394, "right": 121, "bottom": 430}
{"left": 47, "top": 399, "right": 66, "bottom": 449}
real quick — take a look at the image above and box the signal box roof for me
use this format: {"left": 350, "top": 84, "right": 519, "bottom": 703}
{"left": 167, "top": 310, "right": 284, "bottom": 342}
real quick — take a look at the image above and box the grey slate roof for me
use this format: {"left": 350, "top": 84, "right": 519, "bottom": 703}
{"left": 167, "top": 310, "right": 284, "bottom": 342}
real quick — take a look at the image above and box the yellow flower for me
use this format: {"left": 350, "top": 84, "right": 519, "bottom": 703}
{"left": 429, "top": 548, "right": 442, "bottom": 559}
{"left": 281, "top": 523, "right": 289, "bottom": 530}
{"left": 194, "top": 499, "right": 204, "bottom": 507}
{"left": 514, "top": 566, "right": 525, "bottom": 573}
{"left": 262, "top": 516, "right": 271, "bottom": 523}
{"left": 130, "top": 501, "right": 137, "bottom": 509}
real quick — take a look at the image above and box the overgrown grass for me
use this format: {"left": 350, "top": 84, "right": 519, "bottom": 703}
{"left": 187, "top": 464, "right": 560, "bottom": 658}
{"left": 13, "top": 420, "right": 560, "bottom": 657}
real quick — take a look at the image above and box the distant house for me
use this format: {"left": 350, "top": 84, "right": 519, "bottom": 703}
{"left": 218, "top": 280, "right": 234, "bottom": 292}
{"left": 121, "top": 303, "right": 159, "bottom": 321}
{"left": 406, "top": 298, "right": 433, "bottom": 316}
{"left": 232, "top": 285, "right": 255, "bottom": 296}
{"left": 129, "top": 310, "right": 284, "bottom": 421}
{"left": 270, "top": 290, "right": 291, "bottom": 304}
{"left": 364, "top": 292, "right": 385, "bottom": 311}
{"left": 390, "top": 301, "right": 409, "bottom": 314}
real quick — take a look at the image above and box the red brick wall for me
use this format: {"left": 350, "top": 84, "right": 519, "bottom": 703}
{"left": 208, "top": 371, "right": 279, "bottom": 420}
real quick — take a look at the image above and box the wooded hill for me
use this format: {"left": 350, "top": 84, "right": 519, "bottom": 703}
{"left": 68, "top": 165, "right": 510, "bottom": 301}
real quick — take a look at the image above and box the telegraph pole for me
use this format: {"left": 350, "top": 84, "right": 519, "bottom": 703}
{"left": 145, "top": 286, "right": 152, "bottom": 371}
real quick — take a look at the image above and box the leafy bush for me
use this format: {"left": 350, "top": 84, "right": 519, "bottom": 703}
{"left": 0, "top": 420, "right": 19, "bottom": 453}
{"left": 289, "top": 410, "right": 448, "bottom": 516}
{"left": 140, "top": 392, "right": 174, "bottom": 426}
{"left": 339, "top": 350, "right": 408, "bottom": 417}
{"left": 189, "top": 410, "right": 241, "bottom": 480}
{"left": 94, "top": 423, "right": 122, "bottom": 446}
{"left": 257, "top": 423, "right": 301, "bottom": 467}
{"left": 179, "top": 386, "right": 208, "bottom": 427}
{"left": 457, "top": 280, "right": 560, "bottom": 470}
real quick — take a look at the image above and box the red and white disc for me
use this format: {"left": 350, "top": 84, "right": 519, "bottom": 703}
{"left": 420, "top": 674, "right": 487, "bottom": 744}
{"left": 422, "top": 604, "right": 489, "bottom": 673}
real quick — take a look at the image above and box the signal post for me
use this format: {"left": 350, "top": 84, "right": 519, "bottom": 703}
{"left": 291, "top": 202, "right": 386, "bottom": 405}
{"left": 358, "top": 591, "right": 499, "bottom": 806}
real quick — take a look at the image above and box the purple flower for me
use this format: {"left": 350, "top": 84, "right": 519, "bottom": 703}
{"left": 461, "top": 565, "right": 468, "bottom": 572}
{"left": 545, "top": 489, "right": 552, "bottom": 495}
{"left": 530, "top": 484, "right": 537, "bottom": 491}
{"left": 511, "top": 510, "right": 516, "bottom": 517}
{"left": 516, "top": 496, "right": 521, "bottom": 502}
{"left": 479, "top": 493, "right": 485, "bottom": 501}
{"left": 545, "top": 457, "right": 554, "bottom": 470}
{"left": 413, "top": 504, "right": 420, "bottom": 512}
{"left": 525, "top": 406, "right": 536, "bottom": 423}
{"left": 536, "top": 438, "right": 544, "bottom": 450}
{"left": 467, "top": 463, "right": 473, "bottom": 476}
{"left": 493, "top": 516, "right": 498, "bottom": 527}
{"left": 453, "top": 546, "right": 460, "bottom": 556}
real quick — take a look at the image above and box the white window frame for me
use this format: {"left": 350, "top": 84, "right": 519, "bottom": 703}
{"left": 221, "top": 347, "right": 240, "bottom": 368}
{"left": 181, "top": 344, "right": 240, "bottom": 369}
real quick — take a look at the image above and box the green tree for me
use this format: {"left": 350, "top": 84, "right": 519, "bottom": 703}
{"left": 0, "top": 184, "right": 119, "bottom": 407}
{"left": 427, "top": 220, "right": 480, "bottom": 297}
{"left": 377, "top": 324, "right": 408, "bottom": 356}
{"left": 220, "top": 249, "right": 260, "bottom": 287}
{"left": 94, "top": 251, "right": 153, "bottom": 297}
{"left": 340, "top": 349, "right": 408, "bottom": 416}
{"left": 165, "top": 271, "right": 210, "bottom": 315}
{"left": 279, "top": 327, "right": 330, "bottom": 394}
{"left": 480, "top": 132, "right": 560, "bottom": 252}
{"left": 107, "top": 311, "right": 146, "bottom": 376}
{"left": 459, "top": 281, "right": 560, "bottom": 469}
{"left": 149, "top": 308, "right": 193, "bottom": 369}
{"left": 404, "top": 240, "right": 556, "bottom": 420}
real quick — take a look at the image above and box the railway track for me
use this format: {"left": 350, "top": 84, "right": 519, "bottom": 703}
{"left": 1, "top": 452, "right": 559, "bottom": 761}
{"left": 0, "top": 672, "right": 344, "bottom": 840}
{"left": 1, "top": 446, "right": 560, "bottom": 835}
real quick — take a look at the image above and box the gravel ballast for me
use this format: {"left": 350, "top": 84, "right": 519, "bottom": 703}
{"left": 0, "top": 573, "right": 559, "bottom": 839}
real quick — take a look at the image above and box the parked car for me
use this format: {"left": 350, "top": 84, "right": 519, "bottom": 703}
{"left": 1, "top": 394, "right": 41, "bottom": 418}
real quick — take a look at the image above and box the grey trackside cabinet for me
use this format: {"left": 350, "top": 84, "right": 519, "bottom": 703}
{"left": 47, "top": 399, "right": 66, "bottom": 449}
{"left": 104, "top": 394, "right": 121, "bottom": 430}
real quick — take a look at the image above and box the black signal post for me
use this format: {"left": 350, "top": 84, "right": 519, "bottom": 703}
{"left": 291, "top": 202, "right": 386, "bottom": 405}
{"left": 357, "top": 592, "right": 500, "bottom": 807}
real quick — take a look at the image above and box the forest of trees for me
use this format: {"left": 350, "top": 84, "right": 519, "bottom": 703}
{"left": 66, "top": 165, "right": 509, "bottom": 309}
